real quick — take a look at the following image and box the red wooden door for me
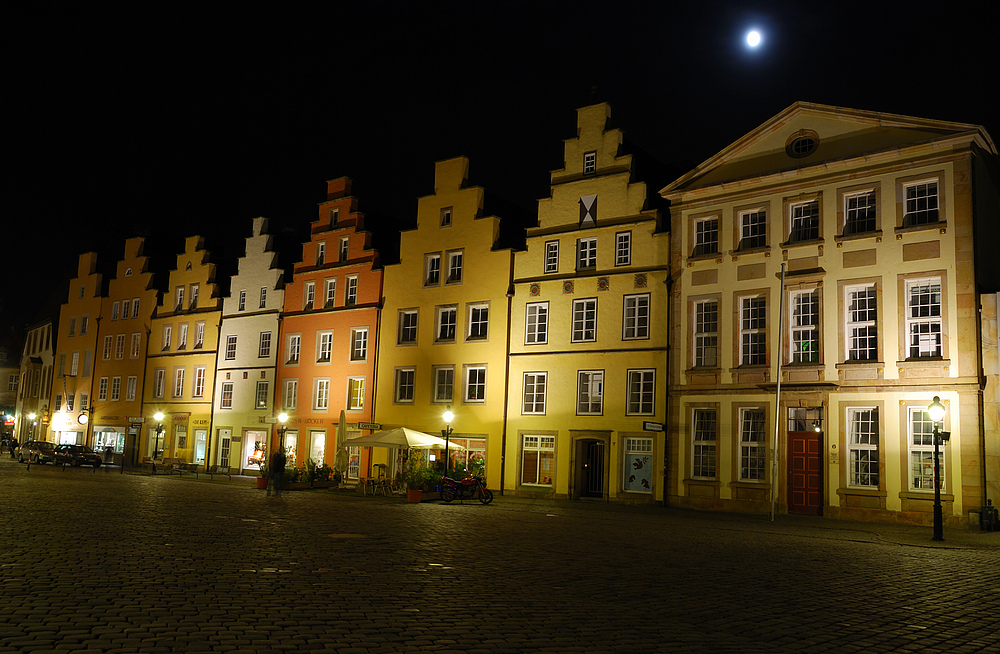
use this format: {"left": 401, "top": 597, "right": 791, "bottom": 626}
{"left": 787, "top": 431, "right": 822, "bottom": 515}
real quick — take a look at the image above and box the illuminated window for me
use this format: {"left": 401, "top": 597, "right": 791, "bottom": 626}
{"left": 906, "top": 278, "right": 942, "bottom": 357}
{"left": 848, "top": 407, "right": 879, "bottom": 487}
{"left": 790, "top": 290, "right": 819, "bottom": 363}
{"left": 846, "top": 285, "right": 878, "bottom": 361}
{"left": 521, "top": 435, "right": 554, "bottom": 486}
{"left": 903, "top": 181, "right": 939, "bottom": 227}
{"left": 522, "top": 372, "right": 546, "bottom": 414}
{"left": 739, "top": 408, "right": 766, "bottom": 481}
{"left": 694, "top": 300, "right": 718, "bottom": 367}
{"left": 739, "top": 295, "right": 767, "bottom": 365}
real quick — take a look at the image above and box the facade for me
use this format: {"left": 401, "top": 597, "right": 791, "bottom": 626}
{"left": 213, "top": 217, "right": 285, "bottom": 474}
{"left": 277, "top": 178, "right": 382, "bottom": 477}
{"left": 661, "top": 102, "right": 999, "bottom": 524}
{"left": 142, "top": 236, "right": 222, "bottom": 464}
{"left": 0, "top": 338, "right": 20, "bottom": 441}
{"left": 15, "top": 319, "right": 55, "bottom": 443}
{"left": 507, "top": 103, "right": 669, "bottom": 501}
{"left": 91, "top": 238, "right": 158, "bottom": 465}
{"left": 984, "top": 294, "right": 1000, "bottom": 512}
{"left": 48, "top": 254, "right": 102, "bottom": 445}
{"left": 375, "top": 157, "right": 513, "bottom": 484}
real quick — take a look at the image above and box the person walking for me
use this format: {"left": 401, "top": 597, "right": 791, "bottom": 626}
{"left": 9, "top": 437, "right": 18, "bottom": 459}
{"left": 267, "top": 447, "right": 287, "bottom": 497}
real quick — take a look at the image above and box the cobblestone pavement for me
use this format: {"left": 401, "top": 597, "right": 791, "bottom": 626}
{"left": 1, "top": 458, "right": 998, "bottom": 653}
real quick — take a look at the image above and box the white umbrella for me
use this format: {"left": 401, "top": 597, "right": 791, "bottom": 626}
{"left": 344, "top": 427, "right": 465, "bottom": 450}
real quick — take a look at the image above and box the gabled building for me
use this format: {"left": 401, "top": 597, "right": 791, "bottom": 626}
{"left": 506, "top": 103, "right": 669, "bottom": 500}
{"left": 276, "top": 178, "right": 382, "bottom": 478}
{"left": 375, "top": 157, "right": 513, "bottom": 484}
{"left": 48, "top": 253, "right": 102, "bottom": 445}
{"left": 0, "top": 329, "right": 22, "bottom": 440}
{"left": 15, "top": 318, "right": 55, "bottom": 444}
{"left": 214, "top": 217, "right": 285, "bottom": 474}
{"left": 142, "top": 236, "right": 222, "bottom": 465}
{"left": 661, "top": 102, "right": 999, "bottom": 524}
{"left": 91, "top": 237, "right": 157, "bottom": 465}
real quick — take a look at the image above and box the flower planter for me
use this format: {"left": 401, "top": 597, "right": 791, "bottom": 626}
{"left": 407, "top": 489, "right": 422, "bottom": 503}
{"left": 256, "top": 477, "right": 268, "bottom": 489}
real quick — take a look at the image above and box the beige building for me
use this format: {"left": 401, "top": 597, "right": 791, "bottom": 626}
{"left": 14, "top": 319, "right": 55, "bottom": 445}
{"left": 661, "top": 102, "right": 999, "bottom": 525}
{"left": 507, "top": 103, "right": 669, "bottom": 500}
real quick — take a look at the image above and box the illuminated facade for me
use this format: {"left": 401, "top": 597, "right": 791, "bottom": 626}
{"left": 142, "top": 236, "right": 222, "bottom": 464}
{"left": 276, "top": 178, "right": 382, "bottom": 477}
{"left": 506, "top": 103, "right": 669, "bottom": 500}
{"left": 213, "top": 217, "right": 285, "bottom": 474}
{"left": 661, "top": 102, "right": 999, "bottom": 524}
{"left": 14, "top": 319, "right": 54, "bottom": 444}
{"left": 374, "top": 157, "right": 513, "bottom": 484}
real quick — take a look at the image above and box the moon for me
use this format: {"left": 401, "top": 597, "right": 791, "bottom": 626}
{"left": 746, "top": 30, "right": 761, "bottom": 47}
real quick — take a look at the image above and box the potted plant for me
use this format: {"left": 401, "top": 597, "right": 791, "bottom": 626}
{"left": 312, "top": 462, "right": 336, "bottom": 488}
{"left": 402, "top": 450, "right": 434, "bottom": 503}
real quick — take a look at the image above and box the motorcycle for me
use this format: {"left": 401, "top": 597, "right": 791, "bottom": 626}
{"left": 440, "top": 475, "right": 494, "bottom": 504}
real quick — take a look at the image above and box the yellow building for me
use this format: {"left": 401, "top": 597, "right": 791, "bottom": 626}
{"left": 142, "top": 236, "right": 222, "bottom": 465}
{"left": 49, "top": 253, "right": 102, "bottom": 445}
{"left": 661, "top": 102, "right": 999, "bottom": 525}
{"left": 506, "top": 103, "right": 669, "bottom": 500}
{"left": 374, "top": 157, "right": 513, "bottom": 484}
{"left": 91, "top": 237, "right": 158, "bottom": 464}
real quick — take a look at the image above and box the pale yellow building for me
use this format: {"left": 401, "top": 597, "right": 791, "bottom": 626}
{"left": 142, "top": 236, "right": 222, "bottom": 465}
{"left": 661, "top": 102, "right": 999, "bottom": 525}
{"left": 374, "top": 157, "right": 513, "bottom": 484}
{"left": 506, "top": 103, "right": 669, "bottom": 500}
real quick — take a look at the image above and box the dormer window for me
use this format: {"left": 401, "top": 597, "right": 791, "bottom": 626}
{"left": 330, "top": 207, "right": 339, "bottom": 226}
{"left": 440, "top": 207, "right": 452, "bottom": 227}
{"left": 583, "top": 151, "right": 597, "bottom": 174}
{"left": 316, "top": 242, "right": 326, "bottom": 266}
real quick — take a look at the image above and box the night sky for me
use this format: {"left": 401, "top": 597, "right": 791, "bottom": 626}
{"left": 4, "top": 1, "right": 997, "bottom": 335}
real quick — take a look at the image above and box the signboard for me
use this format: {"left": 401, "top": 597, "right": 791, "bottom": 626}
{"left": 642, "top": 421, "right": 664, "bottom": 432}
{"left": 357, "top": 422, "right": 381, "bottom": 430}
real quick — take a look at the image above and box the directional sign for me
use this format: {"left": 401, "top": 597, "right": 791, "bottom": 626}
{"left": 358, "top": 422, "right": 381, "bottom": 430}
{"left": 643, "top": 421, "right": 664, "bottom": 432}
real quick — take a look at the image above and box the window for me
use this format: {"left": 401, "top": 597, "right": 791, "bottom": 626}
{"left": 446, "top": 251, "right": 463, "bottom": 283}
{"left": 317, "top": 332, "right": 333, "bottom": 363}
{"left": 132, "top": 298, "right": 140, "bottom": 319}
{"left": 345, "top": 276, "right": 358, "bottom": 306}
{"left": 193, "top": 367, "right": 206, "bottom": 398}
{"left": 194, "top": 322, "right": 205, "bottom": 349}
{"left": 225, "top": 335, "right": 237, "bottom": 360}
{"left": 846, "top": 285, "right": 878, "bottom": 361}
{"left": 572, "top": 299, "right": 597, "bottom": 342}
{"left": 110, "top": 378, "right": 121, "bottom": 402}
{"left": 287, "top": 334, "right": 301, "bottom": 364}
{"left": 694, "top": 299, "right": 719, "bottom": 367}
{"left": 906, "top": 279, "right": 942, "bottom": 357}
{"left": 615, "top": 232, "right": 631, "bottom": 266}
{"left": 623, "top": 437, "right": 653, "bottom": 493}
{"left": 440, "top": 207, "right": 452, "bottom": 227}
{"left": 844, "top": 190, "right": 877, "bottom": 235}
{"left": 425, "top": 254, "right": 441, "bottom": 286}
{"left": 238, "top": 290, "right": 246, "bottom": 311}
{"left": 437, "top": 307, "right": 457, "bottom": 341}
{"left": 434, "top": 366, "right": 454, "bottom": 403}
{"left": 790, "top": 290, "right": 819, "bottom": 363}
{"left": 577, "top": 237, "right": 597, "bottom": 270}
{"left": 258, "top": 332, "right": 271, "bottom": 358}
{"left": 175, "top": 287, "right": 184, "bottom": 312}
{"left": 259, "top": 287, "right": 267, "bottom": 309}
{"left": 350, "top": 328, "right": 368, "bottom": 361}
{"left": 347, "top": 377, "right": 365, "bottom": 410}
{"left": 627, "top": 369, "right": 655, "bottom": 415}
{"left": 68, "top": 317, "right": 77, "bottom": 337}
{"left": 83, "top": 350, "right": 92, "bottom": 378}
{"left": 909, "top": 408, "right": 941, "bottom": 490}
{"left": 189, "top": 284, "right": 199, "bottom": 309}
{"left": 583, "top": 151, "right": 596, "bottom": 174}
{"left": 324, "top": 278, "right": 336, "bottom": 308}
{"left": 103, "top": 336, "right": 113, "bottom": 360}
{"left": 395, "top": 368, "right": 415, "bottom": 403}
{"left": 115, "top": 335, "right": 126, "bottom": 360}
{"left": 283, "top": 380, "right": 298, "bottom": 410}
{"left": 126, "top": 376, "right": 137, "bottom": 402}
{"left": 623, "top": 294, "right": 649, "bottom": 340}
{"left": 178, "top": 324, "right": 188, "bottom": 350}
{"left": 329, "top": 207, "right": 339, "bottom": 225}
{"left": 314, "top": 379, "right": 330, "bottom": 410}
{"left": 525, "top": 302, "right": 548, "bottom": 345}
{"left": 739, "top": 209, "right": 767, "bottom": 250}
{"left": 316, "top": 241, "right": 326, "bottom": 266}
{"left": 465, "top": 366, "right": 486, "bottom": 402}
{"left": 112, "top": 302, "right": 120, "bottom": 321}
{"left": 693, "top": 217, "right": 719, "bottom": 256}
{"left": 172, "top": 368, "right": 185, "bottom": 398}
{"left": 692, "top": 409, "right": 717, "bottom": 479}
{"left": 577, "top": 370, "right": 604, "bottom": 415}
{"left": 848, "top": 407, "right": 879, "bottom": 487}
{"left": 153, "top": 369, "right": 165, "bottom": 399}
{"left": 544, "top": 241, "right": 559, "bottom": 273}
{"left": 304, "top": 282, "right": 315, "bottom": 310}
{"left": 903, "top": 181, "right": 939, "bottom": 227}
{"left": 468, "top": 304, "right": 488, "bottom": 340}
{"left": 739, "top": 295, "right": 767, "bottom": 365}
{"left": 522, "top": 372, "right": 547, "bottom": 414}
{"left": 98, "top": 377, "right": 109, "bottom": 401}
{"left": 521, "top": 435, "right": 555, "bottom": 486}
{"left": 162, "top": 326, "right": 172, "bottom": 351}
{"left": 220, "top": 382, "right": 233, "bottom": 409}
{"left": 789, "top": 201, "right": 820, "bottom": 242}
{"left": 70, "top": 352, "right": 80, "bottom": 376}
{"left": 255, "top": 381, "right": 269, "bottom": 409}
{"left": 339, "top": 237, "right": 349, "bottom": 262}
{"left": 739, "top": 408, "right": 767, "bottom": 481}
{"left": 398, "top": 310, "right": 418, "bottom": 344}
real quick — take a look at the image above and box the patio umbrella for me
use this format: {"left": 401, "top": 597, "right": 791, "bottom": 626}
{"left": 344, "top": 427, "right": 465, "bottom": 450}
{"left": 334, "top": 410, "right": 349, "bottom": 474}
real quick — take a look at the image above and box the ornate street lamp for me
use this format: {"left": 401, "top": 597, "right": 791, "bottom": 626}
{"left": 153, "top": 412, "right": 165, "bottom": 461}
{"left": 442, "top": 407, "right": 454, "bottom": 479}
{"left": 277, "top": 412, "right": 288, "bottom": 449}
{"left": 927, "top": 396, "right": 951, "bottom": 541}
{"left": 28, "top": 412, "right": 37, "bottom": 440}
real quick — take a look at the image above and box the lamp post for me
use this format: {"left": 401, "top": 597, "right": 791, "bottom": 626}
{"left": 442, "top": 407, "right": 454, "bottom": 479}
{"left": 277, "top": 412, "right": 288, "bottom": 449}
{"left": 28, "top": 412, "right": 37, "bottom": 440}
{"left": 927, "top": 396, "right": 950, "bottom": 542}
{"left": 153, "top": 412, "right": 165, "bottom": 460}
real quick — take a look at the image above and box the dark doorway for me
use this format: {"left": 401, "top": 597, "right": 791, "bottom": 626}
{"left": 580, "top": 439, "right": 604, "bottom": 498}
{"left": 787, "top": 408, "right": 822, "bottom": 515}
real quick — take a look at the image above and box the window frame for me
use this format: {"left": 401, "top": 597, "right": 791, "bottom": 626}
{"left": 316, "top": 331, "right": 333, "bottom": 363}
{"left": 738, "top": 407, "right": 767, "bottom": 482}
{"left": 446, "top": 250, "right": 464, "bottom": 284}
{"left": 544, "top": 241, "right": 559, "bottom": 273}
{"left": 692, "top": 408, "right": 718, "bottom": 480}
{"left": 286, "top": 334, "right": 301, "bottom": 364}
{"left": 394, "top": 367, "right": 415, "bottom": 403}
{"left": 738, "top": 207, "right": 768, "bottom": 251}
{"left": 225, "top": 335, "right": 237, "bottom": 361}
{"left": 467, "top": 303, "right": 489, "bottom": 341}
{"left": 693, "top": 298, "right": 719, "bottom": 368}
{"left": 398, "top": 309, "right": 418, "bottom": 345}
{"left": 433, "top": 366, "right": 454, "bottom": 403}
{"left": 577, "top": 237, "right": 597, "bottom": 271}
{"left": 622, "top": 294, "right": 650, "bottom": 340}
{"left": 520, "top": 434, "right": 555, "bottom": 487}
{"left": 615, "top": 231, "right": 631, "bottom": 266}
{"left": 283, "top": 379, "right": 298, "bottom": 410}
{"left": 313, "top": 378, "right": 330, "bottom": 411}
{"left": 464, "top": 365, "right": 487, "bottom": 403}
{"left": 436, "top": 306, "right": 457, "bottom": 342}
{"left": 425, "top": 253, "right": 441, "bottom": 286}
{"left": 904, "top": 277, "right": 943, "bottom": 359}
{"left": 576, "top": 370, "right": 604, "bottom": 415}
{"left": 220, "top": 381, "right": 234, "bottom": 409}
{"left": 908, "top": 406, "right": 943, "bottom": 492}
{"left": 258, "top": 331, "right": 272, "bottom": 358}
{"left": 626, "top": 369, "right": 655, "bottom": 416}
{"left": 738, "top": 294, "right": 767, "bottom": 366}
{"left": 572, "top": 298, "right": 597, "bottom": 343}
{"left": 845, "top": 283, "right": 879, "bottom": 362}
{"left": 525, "top": 302, "right": 549, "bottom": 345}
{"left": 692, "top": 215, "right": 720, "bottom": 257}
{"left": 847, "top": 406, "right": 880, "bottom": 488}
{"left": 787, "top": 199, "right": 821, "bottom": 243}
{"left": 789, "top": 288, "right": 820, "bottom": 364}
{"left": 345, "top": 275, "right": 358, "bottom": 306}
{"left": 522, "top": 371, "right": 547, "bottom": 415}
{"left": 350, "top": 327, "right": 368, "bottom": 362}
{"left": 346, "top": 377, "right": 365, "bottom": 411}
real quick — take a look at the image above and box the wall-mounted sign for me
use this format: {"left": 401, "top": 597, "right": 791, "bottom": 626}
{"left": 358, "top": 422, "right": 381, "bottom": 430}
{"left": 642, "top": 421, "right": 664, "bottom": 432}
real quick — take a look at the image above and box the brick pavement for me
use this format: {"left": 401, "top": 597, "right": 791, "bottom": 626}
{"left": 1, "top": 457, "right": 998, "bottom": 653}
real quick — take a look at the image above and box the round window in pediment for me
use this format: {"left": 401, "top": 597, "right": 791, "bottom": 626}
{"left": 785, "top": 130, "right": 819, "bottom": 158}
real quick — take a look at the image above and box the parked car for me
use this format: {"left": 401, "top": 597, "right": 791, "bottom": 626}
{"left": 18, "top": 440, "right": 57, "bottom": 464}
{"left": 53, "top": 444, "right": 103, "bottom": 468}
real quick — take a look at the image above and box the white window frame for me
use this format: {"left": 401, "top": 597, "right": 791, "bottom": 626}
{"left": 255, "top": 380, "right": 269, "bottom": 410}
{"left": 286, "top": 334, "right": 301, "bottom": 364}
{"left": 132, "top": 298, "right": 140, "bottom": 319}
{"left": 583, "top": 151, "right": 596, "bottom": 174}
{"left": 846, "top": 284, "right": 878, "bottom": 361}
{"left": 844, "top": 189, "right": 877, "bottom": 235}
{"left": 544, "top": 241, "right": 559, "bottom": 273}
{"left": 425, "top": 253, "right": 441, "bottom": 286}
{"left": 283, "top": 379, "right": 298, "bottom": 410}
{"left": 847, "top": 407, "right": 879, "bottom": 488}
{"left": 194, "top": 322, "right": 205, "bottom": 349}
{"left": 693, "top": 216, "right": 720, "bottom": 256}
{"left": 314, "top": 378, "right": 330, "bottom": 411}
{"left": 220, "top": 382, "right": 233, "bottom": 409}
{"left": 905, "top": 278, "right": 942, "bottom": 358}
{"left": 110, "top": 377, "right": 121, "bottom": 402}
{"left": 626, "top": 369, "right": 655, "bottom": 415}
{"left": 189, "top": 284, "right": 199, "bottom": 310}
{"left": 615, "top": 231, "right": 631, "bottom": 266}
{"left": 98, "top": 377, "right": 109, "bottom": 401}
{"left": 908, "top": 407, "right": 941, "bottom": 491}
{"left": 577, "top": 237, "right": 597, "bottom": 270}
{"left": 317, "top": 331, "right": 333, "bottom": 363}
{"left": 304, "top": 282, "right": 315, "bottom": 310}
{"left": 446, "top": 250, "right": 464, "bottom": 284}
{"left": 175, "top": 286, "right": 184, "bottom": 312}
{"left": 467, "top": 303, "right": 489, "bottom": 340}
{"left": 115, "top": 334, "right": 126, "bottom": 360}
{"left": 316, "top": 241, "right": 326, "bottom": 266}
{"left": 692, "top": 408, "right": 717, "bottom": 479}
{"left": 433, "top": 366, "right": 454, "bottom": 403}
{"left": 903, "top": 180, "right": 939, "bottom": 227}
{"left": 525, "top": 302, "right": 548, "bottom": 345}
{"left": 178, "top": 324, "right": 188, "bottom": 350}
{"left": 350, "top": 327, "right": 368, "bottom": 361}
{"left": 572, "top": 298, "right": 597, "bottom": 343}
{"left": 126, "top": 376, "right": 137, "bottom": 402}
{"left": 339, "top": 236, "right": 349, "bottom": 262}
{"left": 395, "top": 368, "right": 415, "bottom": 403}
{"left": 192, "top": 367, "right": 206, "bottom": 398}
{"left": 238, "top": 290, "right": 246, "bottom": 311}
{"left": 345, "top": 275, "right": 358, "bottom": 306}
{"left": 346, "top": 377, "right": 365, "bottom": 411}
{"left": 172, "top": 368, "right": 185, "bottom": 398}
{"left": 162, "top": 326, "right": 172, "bottom": 352}
{"left": 622, "top": 437, "right": 654, "bottom": 493}
{"left": 259, "top": 287, "right": 267, "bottom": 309}
{"left": 577, "top": 370, "right": 604, "bottom": 415}
{"left": 153, "top": 369, "right": 165, "bottom": 399}
{"left": 324, "top": 278, "right": 336, "bottom": 308}
{"left": 464, "top": 365, "right": 486, "bottom": 403}
{"left": 103, "top": 335, "right": 113, "bottom": 360}
{"left": 521, "top": 435, "right": 555, "bottom": 486}
{"left": 225, "top": 335, "right": 237, "bottom": 361}
{"left": 258, "top": 331, "right": 272, "bottom": 358}
{"left": 623, "top": 294, "right": 649, "bottom": 340}
{"left": 739, "top": 407, "right": 767, "bottom": 481}
{"left": 398, "top": 309, "right": 418, "bottom": 345}
{"left": 788, "top": 200, "right": 820, "bottom": 242}
{"left": 789, "top": 289, "right": 820, "bottom": 364}
{"left": 739, "top": 209, "right": 767, "bottom": 250}
{"left": 130, "top": 333, "right": 141, "bottom": 359}
{"left": 739, "top": 295, "right": 767, "bottom": 366}
{"left": 436, "top": 306, "right": 457, "bottom": 342}
{"left": 694, "top": 299, "right": 719, "bottom": 367}
{"left": 522, "top": 372, "right": 547, "bottom": 414}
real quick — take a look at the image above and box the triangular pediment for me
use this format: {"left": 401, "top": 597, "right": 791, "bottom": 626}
{"left": 662, "top": 102, "right": 995, "bottom": 196}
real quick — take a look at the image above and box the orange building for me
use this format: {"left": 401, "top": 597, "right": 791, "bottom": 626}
{"left": 276, "top": 178, "right": 383, "bottom": 480}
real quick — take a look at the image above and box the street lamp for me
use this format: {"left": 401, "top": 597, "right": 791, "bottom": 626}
{"left": 927, "top": 396, "right": 951, "bottom": 542}
{"left": 153, "top": 412, "right": 165, "bottom": 461}
{"left": 442, "top": 407, "right": 454, "bottom": 479}
{"left": 277, "top": 412, "right": 288, "bottom": 449}
{"left": 28, "top": 412, "right": 37, "bottom": 440}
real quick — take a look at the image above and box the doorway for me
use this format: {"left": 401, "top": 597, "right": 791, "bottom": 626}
{"left": 787, "top": 408, "right": 822, "bottom": 515}
{"left": 573, "top": 437, "right": 606, "bottom": 499}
